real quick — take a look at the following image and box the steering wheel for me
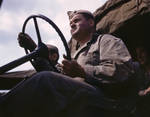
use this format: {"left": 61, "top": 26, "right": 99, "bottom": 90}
{"left": 22, "top": 14, "right": 71, "bottom": 69}
{"left": 0, "top": 14, "right": 71, "bottom": 74}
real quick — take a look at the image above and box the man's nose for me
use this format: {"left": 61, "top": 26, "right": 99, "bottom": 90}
{"left": 70, "top": 23, "right": 75, "bottom": 28}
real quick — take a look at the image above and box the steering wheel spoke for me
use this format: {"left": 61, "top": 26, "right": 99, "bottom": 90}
{"left": 33, "top": 17, "right": 42, "bottom": 45}
{"left": 22, "top": 14, "right": 71, "bottom": 70}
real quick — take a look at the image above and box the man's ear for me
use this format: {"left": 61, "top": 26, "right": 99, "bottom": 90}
{"left": 88, "top": 19, "right": 95, "bottom": 27}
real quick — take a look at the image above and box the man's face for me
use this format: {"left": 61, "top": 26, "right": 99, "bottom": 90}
{"left": 69, "top": 14, "right": 91, "bottom": 40}
{"left": 136, "top": 47, "right": 148, "bottom": 65}
{"left": 48, "top": 53, "right": 58, "bottom": 65}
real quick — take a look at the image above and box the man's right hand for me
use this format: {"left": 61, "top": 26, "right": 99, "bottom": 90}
{"left": 17, "top": 32, "right": 37, "bottom": 51}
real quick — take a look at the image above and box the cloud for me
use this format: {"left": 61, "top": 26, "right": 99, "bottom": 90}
{"left": 0, "top": 41, "right": 33, "bottom": 71}
{"left": 56, "top": 0, "right": 106, "bottom": 12}
{"left": 1, "top": 0, "right": 37, "bottom": 13}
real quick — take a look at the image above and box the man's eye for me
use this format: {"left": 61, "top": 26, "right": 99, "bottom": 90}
{"left": 74, "top": 19, "right": 80, "bottom": 23}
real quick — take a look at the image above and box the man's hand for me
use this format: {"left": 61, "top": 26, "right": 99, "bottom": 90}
{"left": 62, "top": 59, "right": 86, "bottom": 78}
{"left": 17, "top": 32, "right": 37, "bottom": 51}
{"left": 139, "top": 87, "right": 150, "bottom": 96}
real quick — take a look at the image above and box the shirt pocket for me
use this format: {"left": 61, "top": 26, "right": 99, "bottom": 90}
{"left": 83, "top": 50, "right": 100, "bottom": 65}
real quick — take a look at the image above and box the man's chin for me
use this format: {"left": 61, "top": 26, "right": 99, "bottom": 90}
{"left": 72, "top": 34, "right": 78, "bottom": 39}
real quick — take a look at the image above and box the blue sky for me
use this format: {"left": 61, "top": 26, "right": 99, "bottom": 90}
{"left": 0, "top": 0, "right": 107, "bottom": 72}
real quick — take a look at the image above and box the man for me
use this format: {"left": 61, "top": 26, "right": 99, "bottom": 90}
{"left": 133, "top": 45, "right": 150, "bottom": 117}
{"left": 47, "top": 44, "right": 59, "bottom": 66}
{"left": 132, "top": 44, "right": 150, "bottom": 96}
{"left": 63, "top": 10, "right": 136, "bottom": 97}
{"left": 0, "top": 10, "right": 136, "bottom": 117}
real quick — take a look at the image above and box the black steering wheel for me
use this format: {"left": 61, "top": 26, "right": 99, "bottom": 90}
{"left": 22, "top": 14, "right": 71, "bottom": 68}
{"left": 0, "top": 14, "right": 71, "bottom": 74}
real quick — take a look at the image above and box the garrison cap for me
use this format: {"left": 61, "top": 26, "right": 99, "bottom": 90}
{"left": 67, "top": 10, "right": 94, "bottom": 20}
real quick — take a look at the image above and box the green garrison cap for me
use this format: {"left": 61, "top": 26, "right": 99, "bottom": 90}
{"left": 67, "top": 10, "right": 94, "bottom": 19}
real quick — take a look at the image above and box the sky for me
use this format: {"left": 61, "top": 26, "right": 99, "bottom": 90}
{"left": 0, "top": 0, "right": 107, "bottom": 72}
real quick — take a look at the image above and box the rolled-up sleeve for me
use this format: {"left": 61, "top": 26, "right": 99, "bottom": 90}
{"left": 84, "top": 34, "right": 134, "bottom": 84}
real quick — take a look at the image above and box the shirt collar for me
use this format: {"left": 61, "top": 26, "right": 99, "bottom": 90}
{"left": 76, "top": 33, "right": 99, "bottom": 50}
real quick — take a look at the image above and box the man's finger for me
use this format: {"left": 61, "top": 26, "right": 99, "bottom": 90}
{"left": 63, "top": 54, "right": 69, "bottom": 60}
{"left": 62, "top": 59, "right": 71, "bottom": 66}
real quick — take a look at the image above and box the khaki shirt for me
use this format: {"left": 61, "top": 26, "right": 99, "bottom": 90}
{"left": 69, "top": 34, "right": 134, "bottom": 85}
{"left": 69, "top": 34, "right": 137, "bottom": 109}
